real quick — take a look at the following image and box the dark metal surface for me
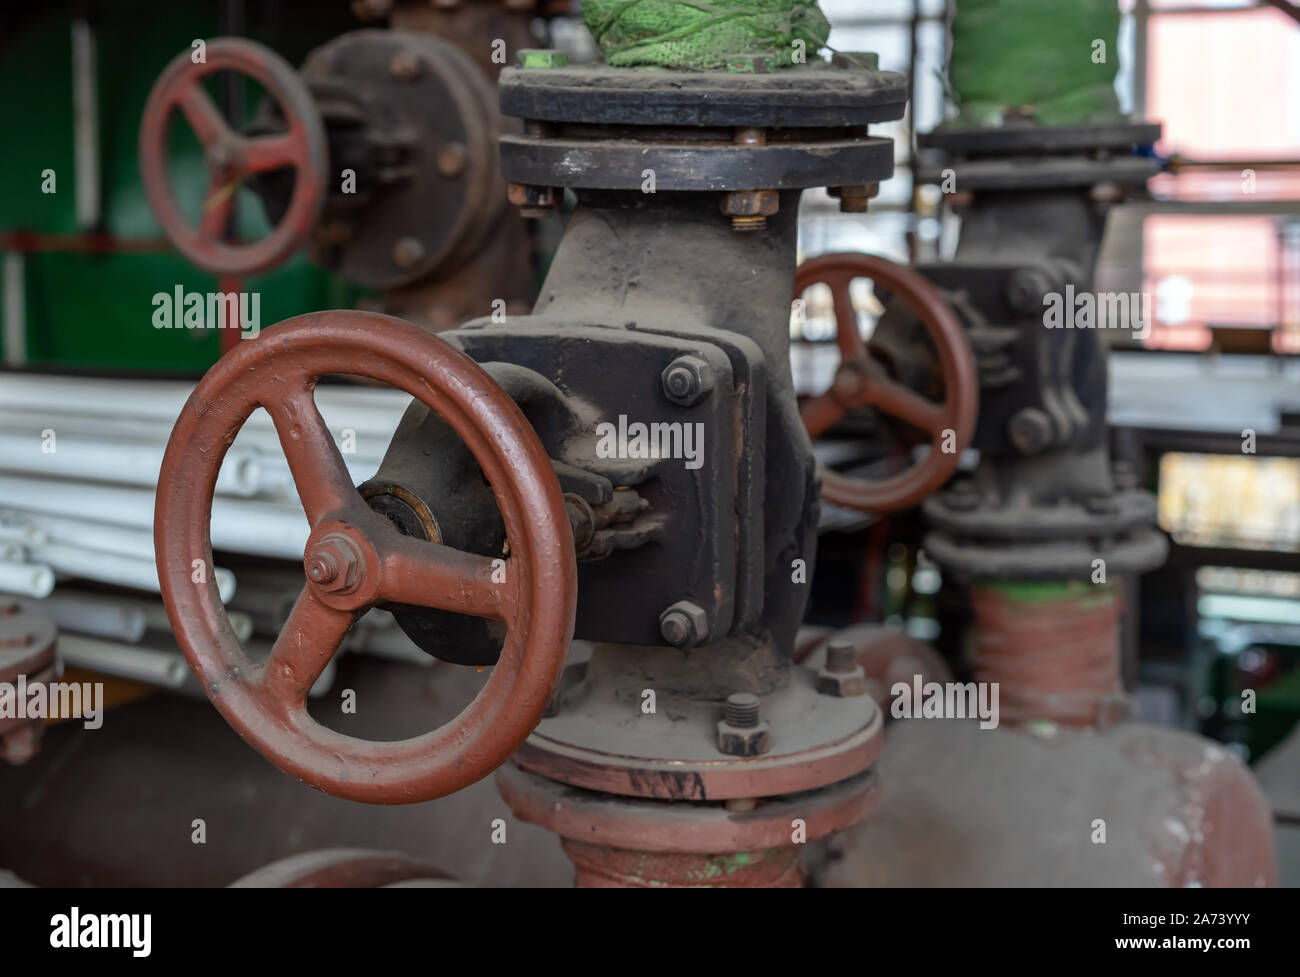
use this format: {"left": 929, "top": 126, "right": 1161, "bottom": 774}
{"left": 919, "top": 121, "right": 1163, "bottom": 156}
{"left": 500, "top": 133, "right": 895, "bottom": 192}
{"left": 139, "top": 37, "right": 328, "bottom": 276}
{"left": 499, "top": 62, "right": 908, "bottom": 128}
{"left": 154, "top": 312, "right": 577, "bottom": 803}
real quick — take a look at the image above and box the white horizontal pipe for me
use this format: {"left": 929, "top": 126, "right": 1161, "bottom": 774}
{"left": 0, "top": 476, "right": 309, "bottom": 561}
{"left": 30, "top": 541, "right": 235, "bottom": 603}
{"left": 10, "top": 511, "right": 157, "bottom": 561}
{"left": 0, "top": 429, "right": 262, "bottom": 497}
{"left": 0, "top": 559, "right": 55, "bottom": 598}
{"left": 41, "top": 590, "right": 148, "bottom": 643}
{"left": 57, "top": 633, "right": 191, "bottom": 689}
{"left": 0, "top": 515, "right": 44, "bottom": 545}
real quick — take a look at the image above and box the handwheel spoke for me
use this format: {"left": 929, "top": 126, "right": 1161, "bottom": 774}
{"left": 830, "top": 275, "right": 869, "bottom": 362}
{"left": 242, "top": 132, "right": 300, "bottom": 174}
{"left": 176, "top": 83, "right": 234, "bottom": 147}
{"left": 197, "top": 180, "right": 235, "bottom": 242}
{"left": 265, "top": 385, "right": 359, "bottom": 525}
{"left": 376, "top": 531, "right": 511, "bottom": 621}
{"left": 801, "top": 390, "right": 849, "bottom": 440}
{"left": 261, "top": 586, "right": 352, "bottom": 704}
{"left": 865, "top": 376, "right": 946, "bottom": 435}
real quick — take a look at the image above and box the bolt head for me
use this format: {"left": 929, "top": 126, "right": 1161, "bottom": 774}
{"left": 815, "top": 663, "right": 868, "bottom": 698}
{"left": 1007, "top": 407, "right": 1053, "bottom": 456}
{"left": 389, "top": 50, "right": 423, "bottom": 81}
{"left": 393, "top": 237, "right": 426, "bottom": 269}
{"left": 660, "top": 355, "right": 714, "bottom": 407}
{"left": 659, "top": 600, "right": 709, "bottom": 648}
{"left": 437, "top": 142, "right": 468, "bottom": 178}
{"left": 716, "top": 717, "right": 771, "bottom": 756}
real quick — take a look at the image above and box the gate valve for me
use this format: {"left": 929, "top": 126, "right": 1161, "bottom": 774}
{"left": 796, "top": 253, "right": 978, "bottom": 513}
{"left": 154, "top": 311, "right": 577, "bottom": 803}
{"left": 139, "top": 37, "right": 328, "bottom": 276}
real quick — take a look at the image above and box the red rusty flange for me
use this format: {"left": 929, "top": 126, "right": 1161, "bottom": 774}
{"left": 154, "top": 311, "right": 577, "bottom": 803}
{"left": 139, "top": 37, "right": 328, "bottom": 276}
{"left": 498, "top": 761, "right": 877, "bottom": 853}
{"left": 0, "top": 599, "right": 58, "bottom": 765}
{"left": 797, "top": 253, "right": 978, "bottom": 512}
{"left": 229, "top": 849, "right": 457, "bottom": 888}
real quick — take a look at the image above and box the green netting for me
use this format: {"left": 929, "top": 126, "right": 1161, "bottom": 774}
{"left": 583, "top": 0, "right": 831, "bottom": 71}
{"left": 949, "top": 0, "right": 1122, "bottom": 127}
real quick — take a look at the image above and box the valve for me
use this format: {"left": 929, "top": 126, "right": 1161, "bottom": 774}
{"left": 139, "top": 37, "right": 328, "bottom": 276}
{"left": 154, "top": 311, "right": 577, "bottom": 803}
{"left": 796, "top": 253, "right": 978, "bottom": 512}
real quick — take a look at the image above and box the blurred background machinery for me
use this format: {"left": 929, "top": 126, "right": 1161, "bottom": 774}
{"left": 0, "top": 0, "right": 1296, "bottom": 887}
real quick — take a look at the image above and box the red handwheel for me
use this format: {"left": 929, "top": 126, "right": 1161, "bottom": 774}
{"left": 797, "top": 253, "right": 978, "bottom": 513}
{"left": 139, "top": 37, "right": 328, "bottom": 276}
{"left": 155, "top": 312, "right": 577, "bottom": 803}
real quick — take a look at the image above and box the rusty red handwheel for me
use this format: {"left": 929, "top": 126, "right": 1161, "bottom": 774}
{"left": 139, "top": 37, "right": 328, "bottom": 276}
{"left": 155, "top": 311, "right": 577, "bottom": 803}
{"left": 797, "top": 253, "right": 978, "bottom": 513}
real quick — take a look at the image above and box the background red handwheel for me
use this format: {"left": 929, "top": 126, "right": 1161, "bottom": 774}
{"left": 139, "top": 37, "right": 327, "bottom": 276}
{"left": 155, "top": 312, "right": 577, "bottom": 803}
{"left": 797, "top": 253, "right": 978, "bottom": 513}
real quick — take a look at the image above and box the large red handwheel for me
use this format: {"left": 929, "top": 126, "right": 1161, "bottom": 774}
{"left": 139, "top": 37, "right": 328, "bottom": 276}
{"left": 797, "top": 253, "right": 978, "bottom": 513}
{"left": 155, "top": 312, "right": 577, "bottom": 803}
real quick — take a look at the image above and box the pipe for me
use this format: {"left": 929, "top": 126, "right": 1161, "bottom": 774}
{"left": 0, "top": 559, "right": 55, "bottom": 598}
{"left": 57, "top": 632, "right": 192, "bottom": 689}
{"left": 0, "top": 429, "right": 262, "bottom": 497}
{"left": 30, "top": 540, "right": 236, "bottom": 603}
{"left": 40, "top": 591, "right": 148, "bottom": 643}
{"left": 0, "top": 475, "right": 309, "bottom": 560}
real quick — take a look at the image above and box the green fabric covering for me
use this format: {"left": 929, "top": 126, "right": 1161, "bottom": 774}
{"left": 583, "top": 0, "right": 831, "bottom": 71}
{"left": 949, "top": 0, "right": 1122, "bottom": 127}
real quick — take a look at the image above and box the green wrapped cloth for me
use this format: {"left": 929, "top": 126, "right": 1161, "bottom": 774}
{"left": 583, "top": 0, "right": 831, "bottom": 71}
{"left": 950, "top": 0, "right": 1122, "bottom": 126}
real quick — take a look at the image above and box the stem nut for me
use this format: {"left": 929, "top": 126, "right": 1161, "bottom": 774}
{"left": 305, "top": 533, "right": 365, "bottom": 595}
{"left": 661, "top": 355, "right": 714, "bottom": 407}
{"left": 659, "top": 600, "right": 709, "bottom": 648}
{"left": 716, "top": 692, "right": 771, "bottom": 756}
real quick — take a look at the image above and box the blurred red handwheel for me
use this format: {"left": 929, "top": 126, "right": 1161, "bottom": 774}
{"left": 139, "top": 37, "right": 327, "bottom": 276}
{"left": 797, "top": 253, "right": 977, "bottom": 513}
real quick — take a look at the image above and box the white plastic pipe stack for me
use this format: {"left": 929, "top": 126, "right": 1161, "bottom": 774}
{"left": 0, "top": 559, "right": 55, "bottom": 598}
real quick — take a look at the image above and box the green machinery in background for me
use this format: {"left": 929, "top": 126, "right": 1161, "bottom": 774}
{"left": 0, "top": 1, "right": 359, "bottom": 373}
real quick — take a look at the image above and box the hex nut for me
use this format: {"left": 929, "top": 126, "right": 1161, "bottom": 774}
{"left": 1007, "top": 407, "right": 1054, "bottom": 456}
{"left": 661, "top": 355, "right": 715, "bottom": 407}
{"left": 815, "top": 664, "right": 868, "bottom": 698}
{"left": 659, "top": 600, "right": 709, "bottom": 647}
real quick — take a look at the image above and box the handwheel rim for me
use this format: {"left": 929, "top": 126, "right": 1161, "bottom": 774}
{"left": 796, "top": 253, "right": 978, "bottom": 513}
{"left": 139, "top": 37, "right": 328, "bottom": 277}
{"left": 155, "top": 312, "right": 577, "bottom": 803}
